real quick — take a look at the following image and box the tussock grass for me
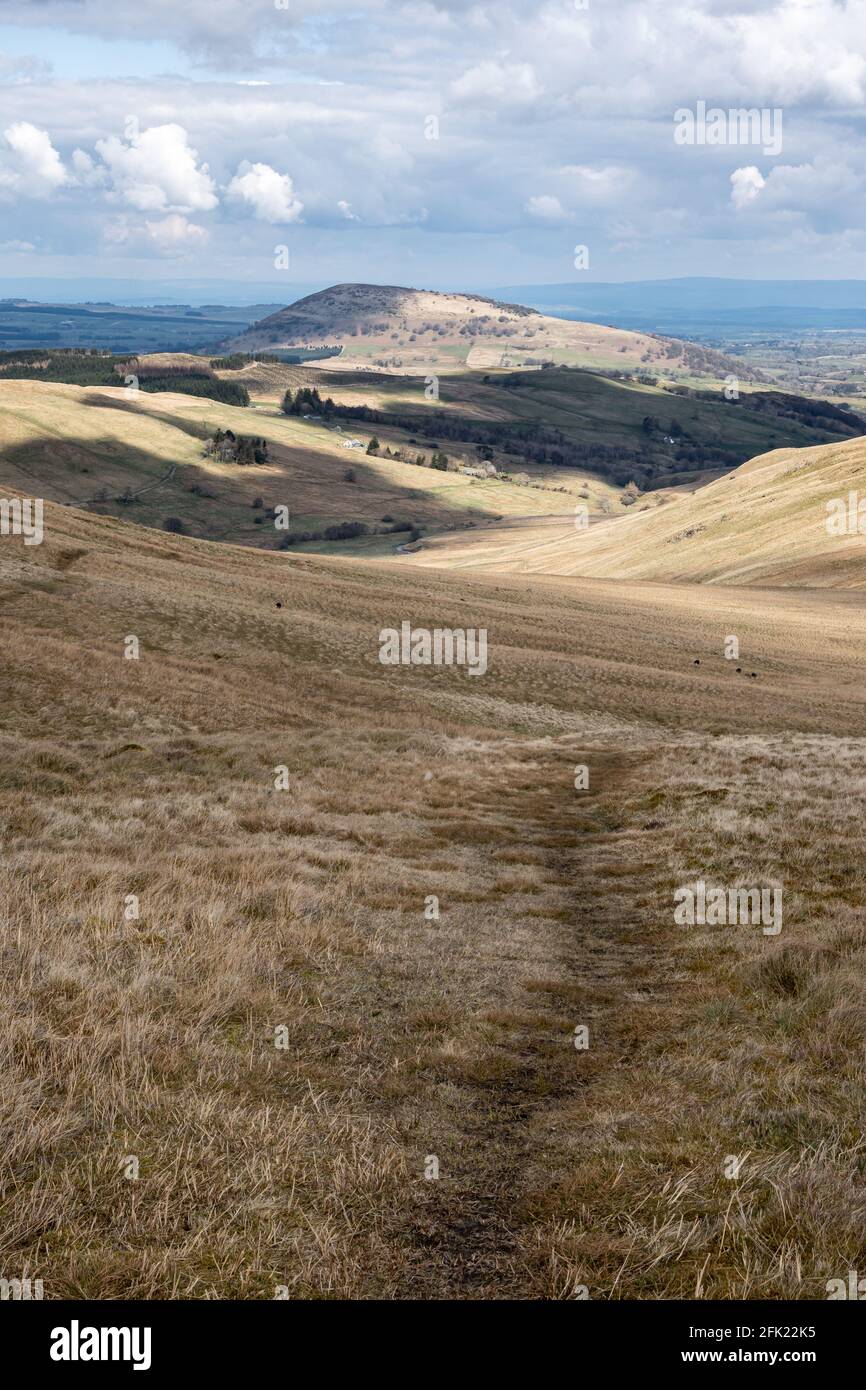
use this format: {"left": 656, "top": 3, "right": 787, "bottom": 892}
{"left": 3, "top": 495, "right": 866, "bottom": 1296}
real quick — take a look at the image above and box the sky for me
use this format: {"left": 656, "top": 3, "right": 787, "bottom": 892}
{"left": 0, "top": 0, "right": 865, "bottom": 299}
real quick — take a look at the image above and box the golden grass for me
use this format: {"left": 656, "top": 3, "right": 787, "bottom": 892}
{"left": 397, "top": 436, "right": 866, "bottom": 587}
{"left": 0, "top": 380, "right": 601, "bottom": 550}
{"left": 3, "top": 493, "right": 866, "bottom": 1297}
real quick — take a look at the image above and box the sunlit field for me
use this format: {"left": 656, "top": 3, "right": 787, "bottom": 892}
{"left": 4, "top": 491, "right": 866, "bottom": 1297}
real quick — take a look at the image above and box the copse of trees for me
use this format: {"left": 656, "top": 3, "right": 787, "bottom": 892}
{"left": 205, "top": 428, "right": 269, "bottom": 464}
{"left": 281, "top": 386, "right": 337, "bottom": 416}
{"left": 210, "top": 354, "right": 251, "bottom": 370}
{"left": 0, "top": 350, "right": 132, "bottom": 386}
{"left": 138, "top": 375, "right": 250, "bottom": 406}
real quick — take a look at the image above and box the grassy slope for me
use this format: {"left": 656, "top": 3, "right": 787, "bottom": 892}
{"left": 1, "top": 361, "right": 855, "bottom": 560}
{"left": 3, "top": 494, "right": 866, "bottom": 1297}
{"left": 0, "top": 380, "right": 620, "bottom": 546}
{"left": 399, "top": 435, "right": 866, "bottom": 588}
{"left": 270, "top": 365, "right": 859, "bottom": 483}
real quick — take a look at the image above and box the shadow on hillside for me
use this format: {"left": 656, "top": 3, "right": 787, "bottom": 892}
{"left": 81, "top": 391, "right": 213, "bottom": 442}
{"left": 77, "top": 389, "right": 527, "bottom": 533}
{"left": 0, "top": 424, "right": 515, "bottom": 550}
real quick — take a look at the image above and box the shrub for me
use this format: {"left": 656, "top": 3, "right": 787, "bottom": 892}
{"left": 323, "top": 521, "right": 369, "bottom": 541}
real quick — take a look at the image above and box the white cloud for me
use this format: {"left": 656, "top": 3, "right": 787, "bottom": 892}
{"left": 226, "top": 160, "right": 303, "bottom": 223}
{"left": 71, "top": 148, "right": 106, "bottom": 188}
{"left": 730, "top": 157, "right": 864, "bottom": 223}
{"left": 146, "top": 214, "right": 209, "bottom": 253}
{"left": 0, "top": 121, "right": 68, "bottom": 198}
{"left": 3, "top": 1, "right": 866, "bottom": 278}
{"left": 525, "top": 194, "right": 566, "bottom": 220}
{"left": 104, "top": 212, "right": 209, "bottom": 256}
{"left": 451, "top": 60, "right": 539, "bottom": 107}
{"left": 95, "top": 124, "right": 218, "bottom": 213}
{"left": 730, "top": 166, "right": 766, "bottom": 209}
{"left": 559, "top": 165, "right": 633, "bottom": 204}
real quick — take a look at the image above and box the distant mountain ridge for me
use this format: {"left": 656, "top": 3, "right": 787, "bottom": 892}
{"left": 488, "top": 278, "right": 866, "bottom": 334}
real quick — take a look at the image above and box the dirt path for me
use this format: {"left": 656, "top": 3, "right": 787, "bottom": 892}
{"left": 388, "top": 740, "right": 676, "bottom": 1298}
{"left": 73, "top": 461, "right": 177, "bottom": 507}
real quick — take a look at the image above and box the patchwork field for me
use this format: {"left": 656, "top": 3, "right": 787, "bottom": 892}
{"left": 3, "top": 490, "right": 866, "bottom": 1298}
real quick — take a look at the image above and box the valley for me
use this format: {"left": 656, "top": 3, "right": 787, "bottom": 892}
{"left": 3, "top": 279, "right": 866, "bottom": 1303}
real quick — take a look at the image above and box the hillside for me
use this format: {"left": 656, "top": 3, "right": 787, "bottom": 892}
{"left": 396, "top": 434, "right": 866, "bottom": 587}
{"left": 4, "top": 491, "right": 866, "bottom": 1298}
{"left": 225, "top": 282, "right": 754, "bottom": 381}
{"left": 0, "top": 379, "right": 620, "bottom": 551}
{"left": 315, "top": 365, "right": 862, "bottom": 490}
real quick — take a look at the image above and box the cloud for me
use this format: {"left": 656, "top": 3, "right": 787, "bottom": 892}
{"left": 730, "top": 166, "right": 766, "bottom": 209}
{"left": 146, "top": 214, "right": 209, "bottom": 253}
{"left": 730, "top": 159, "right": 862, "bottom": 216}
{"left": 94, "top": 124, "right": 218, "bottom": 213}
{"left": 559, "top": 165, "right": 633, "bottom": 204}
{"left": 0, "top": 122, "right": 68, "bottom": 198}
{"left": 226, "top": 160, "right": 303, "bottom": 223}
{"left": 71, "top": 149, "right": 106, "bottom": 188}
{"left": 3, "top": 1, "right": 866, "bottom": 279}
{"left": 104, "top": 212, "right": 209, "bottom": 256}
{"left": 451, "top": 60, "right": 539, "bottom": 107}
{"left": 525, "top": 195, "right": 566, "bottom": 220}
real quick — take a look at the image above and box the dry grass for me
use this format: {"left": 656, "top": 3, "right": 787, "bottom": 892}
{"left": 398, "top": 436, "right": 866, "bottom": 587}
{"left": 0, "top": 380, "right": 601, "bottom": 550}
{"left": 3, "top": 493, "right": 866, "bottom": 1297}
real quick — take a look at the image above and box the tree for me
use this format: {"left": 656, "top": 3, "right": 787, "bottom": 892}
{"left": 281, "top": 389, "right": 294, "bottom": 414}
{"left": 367, "top": 436, "right": 380, "bottom": 454}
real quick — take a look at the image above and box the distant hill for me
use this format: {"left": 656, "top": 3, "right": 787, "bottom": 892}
{"left": 225, "top": 282, "right": 754, "bottom": 381}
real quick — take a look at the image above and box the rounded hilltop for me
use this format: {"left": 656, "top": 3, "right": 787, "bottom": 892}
{"left": 223, "top": 280, "right": 735, "bottom": 378}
